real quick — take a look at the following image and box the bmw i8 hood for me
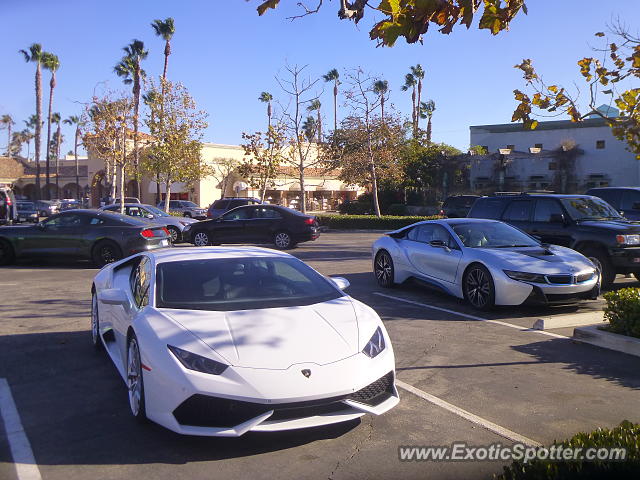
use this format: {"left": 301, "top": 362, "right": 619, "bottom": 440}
{"left": 478, "top": 245, "right": 594, "bottom": 273}
{"left": 159, "top": 297, "right": 360, "bottom": 370}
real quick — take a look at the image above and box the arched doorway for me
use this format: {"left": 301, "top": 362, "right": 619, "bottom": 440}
{"left": 91, "top": 171, "right": 109, "bottom": 207}
{"left": 62, "top": 183, "right": 80, "bottom": 199}
{"left": 126, "top": 179, "right": 139, "bottom": 199}
{"left": 42, "top": 183, "right": 59, "bottom": 200}
{"left": 23, "top": 184, "right": 37, "bottom": 200}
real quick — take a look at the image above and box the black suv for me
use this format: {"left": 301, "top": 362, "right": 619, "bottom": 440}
{"left": 585, "top": 187, "right": 640, "bottom": 221}
{"left": 468, "top": 193, "right": 640, "bottom": 286}
{"left": 0, "top": 186, "right": 18, "bottom": 225}
{"left": 440, "top": 195, "right": 481, "bottom": 218}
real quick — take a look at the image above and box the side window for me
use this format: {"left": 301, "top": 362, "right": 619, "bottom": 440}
{"left": 469, "top": 198, "right": 505, "bottom": 219}
{"left": 130, "top": 256, "right": 152, "bottom": 308}
{"left": 127, "top": 206, "right": 143, "bottom": 217}
{"left": 44, "top": 213, "right": 85, "bottom": 227}
{"left": 406, "top": 224, "right": 436, "bottom": 243}
{"left": 228, "top": 200, "right": 245, "bottom": 209}
{"left": 621, "top": 191, "right": 640, "bottom": 211}
{"left": 89, "top": 217, "right": 105, "bottom": 225}
{"left": 222, "top": 208, "right": 251, "bottom": 220}
{"left": 591, "top": 190, "right": 620, "bottom": 208}
{"left": 432, "top": 224, "right": 459, "bottom": 249}
{"left": 533, "top": 199, "right": 564, "bottom": 222}
{"left": 212, "top": 200, "right": 228, "bottom": 209}
{"left": 169, "top": 201, "right": 179, "bottom": 208}
{"left": 502, "top": 201, "right": 532, "bottom": 222}
{"left": 254, "top": 207, "right": 282, "bottom": 219}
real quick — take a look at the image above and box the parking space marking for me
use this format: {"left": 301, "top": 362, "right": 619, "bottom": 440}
{"left": 373, "top": 292, "right": 568, "bottom": 339}
{"left": 396, "top": 379, "right": 542, "bottom": 447}
{"left": 0, "top": 379, "right": 42, "bottom": 480}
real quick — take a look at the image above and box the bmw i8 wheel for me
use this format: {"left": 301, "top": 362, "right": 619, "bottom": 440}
{"left": 463, "top": 265, "right": 495, "bottom": 310}
{"left": 193, "top": 231, "right": 210, "bottom": 247}
{"left": 91, "top": 292, "right": 102, "bottom": 351}
{"left": 374, "top": 251, "right": 395, "bottom": 288}
{"left": 127, "top": 333, "right": 147, "bottom": 421}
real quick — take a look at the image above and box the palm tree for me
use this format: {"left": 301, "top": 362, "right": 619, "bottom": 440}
{"left": 42, "top": 52, "right": 60, "bottom": 198}
{"left": 373, "top": 80, "right": 389, "bottom": 121}
{"left": 23, "top": 115, "right": 39, "bottom": 161}
{"left": 401, "top": 73, "right": 417, "bottom": 137}
{"left": 0, "top": 115, "right": 15, "bottom": 156}
{"left": 307, "top": 99, "right": 322, "bottom": 143}
{"left": 258, "top": 91, "right": 273, "bottom": 131}
{"left": 114, "top": 39, "right": 148, "bottom": 199}
{"left": 19, "top": 44, "right": 45, "bottom": 199}
{"left": 420, "top": 100, "right": 436, "bottom": 144}
{"left": 50, "top": 112, "right": 63, "bottom": 195}
{"left": 322, "top": 68, "right": 340, "bottom": 133}
{"left": 15, "top": 129, "right": 34, "bottom": 158}
{"left": 63, "top": 115, "right": 82, "bottom": 199}
{"left": 151, "top": 18, "right": 175, "bottom": 82}
{"left": 302, "top": 116, "right": 317, "bottom": 143}
{"left": 410, "top": 64, "right": 425, "bottom": 131}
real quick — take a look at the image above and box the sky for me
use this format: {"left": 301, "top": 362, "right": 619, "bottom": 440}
{"left": 1, "top": 0, "right": 639, "bottom": 158}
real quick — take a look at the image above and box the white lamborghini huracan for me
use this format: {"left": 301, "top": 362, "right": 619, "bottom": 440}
{"left": 91, "top": 247, "right": 398, "bottom": 436}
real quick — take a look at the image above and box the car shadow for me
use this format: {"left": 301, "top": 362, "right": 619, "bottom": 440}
{"left": 0, "top": 330, "right": 361, "bottom": 466}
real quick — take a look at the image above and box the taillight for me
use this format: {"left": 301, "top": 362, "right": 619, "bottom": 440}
{"left": 304, "top": 217, "right": 315, "bottom": 225}
{"left": 140, "top": 229, "right": 154, "bottom": 238}
{"left": 6, "top": 196, "right": 12, "bottom": 206}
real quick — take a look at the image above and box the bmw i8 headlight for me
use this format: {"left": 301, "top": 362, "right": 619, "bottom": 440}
{"left": 167, "top": 345, "right": 228, "bottom": 375}
{"left": 503, "top": 270, "right": 547, "bottom": 283}
{"left": 362, "top": 327, "right": 386, "bottom": 358}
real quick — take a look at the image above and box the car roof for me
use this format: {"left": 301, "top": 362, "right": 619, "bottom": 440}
{"left": 482, "top": 194, "right": 593, "bottom": 200}
{"left": 146, "top": 246, "right": 293, "bottom": 264}
{"left": 102, "top": 203, "right": 152, "bottom": 208}
{"left": 587, "top": 186, "right": 640, "bottom": 191}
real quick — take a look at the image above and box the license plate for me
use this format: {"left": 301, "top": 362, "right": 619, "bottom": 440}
{"left": 160, "top": 239, "right": 169, "bottom": 247}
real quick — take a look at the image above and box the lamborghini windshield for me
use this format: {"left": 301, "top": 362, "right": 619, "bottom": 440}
{"left": 156, "top": 256, "right": 343, "bottom": 311}
{"left": 451, "top": 222, "right": 539, "bottom": 248}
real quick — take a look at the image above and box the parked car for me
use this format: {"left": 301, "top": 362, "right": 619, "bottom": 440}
{"left": 16, "top": 201, "right": 39, "bottom": 223}
{"left": 372, "top": 218, "right": 599, "bottom": 310}
{"left": 185, "top": 204, "right": 320, "bottom": 249}
{"left": 34, "top": 200, "right": 59, "bottom": 217}
{"left": 440, "top": 195, "right": 481, "bottom": 218}
{"left": 0, "top": 209, "right": 171, "bottom": 267}
{"left": 0, "top": 186, "right": 18, "bottom": 225}
{"left": 91, "top": 247, "right": 398, "bottom": 435}
{"left": 101, "top": 203, "right": 198, "bottom": 243}
{"left": 112, "top": 197, "right": 141, "bottom": 205}
{"left": 60, "top": 200, "right": 81, "bottom": 211}
{"left": 467, "top": 193, "right": 640, "bottom": 287}
{"left": 585, "top": 187, "right": 640, "bottom": 221}
{"left": 157, "top": 200, "right": 207, "bottom": 219}
{"left": 207, "top": 197, "right": 262, "bottom": 219}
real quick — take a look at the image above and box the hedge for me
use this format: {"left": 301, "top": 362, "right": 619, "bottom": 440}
{"left": 316, "top": 214, "right": 441, "bottom": 230}
{"left": 497, "top": 420, "right": 640, "bottom": 480}
{"left": 603, "top": 288, "right": 640, "bottom": 338}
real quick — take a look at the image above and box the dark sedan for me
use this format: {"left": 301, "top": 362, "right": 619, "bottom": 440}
{"left": 184, "top": 204, "right": 320, "bottom": 249}
{"left": 0, "top": 209, "right": 171, "bottom": 267}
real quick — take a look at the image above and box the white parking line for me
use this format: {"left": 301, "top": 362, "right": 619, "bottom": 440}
{"left": 372, "top": 292, "right": 568, "bottom": 339}
{"left": 0, "top": 379, "right": 42, "bottom": 480}
{"left": 396, "top": 379, "right": 542, "bottom": 447}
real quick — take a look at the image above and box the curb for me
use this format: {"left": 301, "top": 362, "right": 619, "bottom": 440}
{"left": 572, "top": 324, "right": 640, "bottom": 357}
{"left": 533, "top": 311, "right": 604, "bottom": 330}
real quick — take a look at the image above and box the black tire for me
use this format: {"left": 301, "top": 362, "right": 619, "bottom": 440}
{"left": 92, "top": 240, "right": 123, "bottom": 268}
{"left": 463, "top": 264, "right": 496, "bottom": 310}
{"left": 0, "top": 239, "right": 15, "bottom": 266}
{"left": 581, "top": 247, "right": 615, "bottom": 288}
{"left": 126, "top": 332, "right": 147, "bottom": 422}
{"left": 166, "top": 226, "right": 180, "bottom": 244}
{"left": 374, "top": 250, "right": 395, "bottom": 288}
{"left": 91, "top": 292, "right": 103, "bottom": 351}
{"left": 193, "top": 230, "right": 210, "bottom": 247}
{"left": 183, "top": 212, "right": 192, "bottom": 218}
{"left": 274, "top": 231, "right": 293, "bottom": 250}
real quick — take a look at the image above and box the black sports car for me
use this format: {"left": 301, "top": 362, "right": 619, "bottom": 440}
{"left": 184, "top": 204, "right": 320, "bottom": 249}
{"left": 0, "top": 209, "right": 171, "bottom": 267}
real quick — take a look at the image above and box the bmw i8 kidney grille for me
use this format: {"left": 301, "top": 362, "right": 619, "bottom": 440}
{"left": 545, "top": 274, "right": 573, "bottom": 284}
{"left": 172, "top": 372, "right": 395, "bottom": 428}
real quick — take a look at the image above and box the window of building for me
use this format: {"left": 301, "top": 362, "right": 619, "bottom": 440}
{"left": 596, "top": 140, "right": 605, "bottom": 149}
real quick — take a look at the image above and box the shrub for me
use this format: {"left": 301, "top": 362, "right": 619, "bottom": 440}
{"left": 386, "top": 203, "right": 409, "bottom": 216}
{"left": 497, "top": 421, "right": 640, "bottom": 480}
{"left": 338, "top": 201, "right": 372, "bottom": 215}
{"left": 603, "top": 288, "right": 640, "bottom": 338}
{"left": 316, "top": 214, "right": 440, "bottom": 230}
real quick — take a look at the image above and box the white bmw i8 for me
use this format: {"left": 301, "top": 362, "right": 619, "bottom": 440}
{"left": 91, "top": 247, "right": 398, "bottom": 436}
{"left": 372, "top": 219, "right": 600, "bottom": 310}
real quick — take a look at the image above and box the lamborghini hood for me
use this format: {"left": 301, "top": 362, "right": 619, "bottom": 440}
{"left": 160, "top": 296, "right": 360, "bottom": 370}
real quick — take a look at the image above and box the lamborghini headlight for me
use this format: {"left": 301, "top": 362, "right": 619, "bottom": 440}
{"left": 168, "top": 345, "right": 228, "bottom": 375}
{"left": 503, "top": 270, "right": 547, "bottom": 283}
{"left": 362, "top": 327, "right": 386, "bottom": 358}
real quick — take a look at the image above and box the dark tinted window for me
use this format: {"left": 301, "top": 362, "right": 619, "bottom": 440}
{"left": 621, "top": 190, "right": 640, "bottom": 210}
{"left": 469, "top": 198, "right": 506, "bottom": 219}
{"left": 17, "top": 202, "right": 34, "bottom": 211}
{"left": 533, "top": 199, "right": 564, "bottom": 222}
{"left": 503, "top": 200, "right": 532, "bottom": 222}
{"left": 228, "top": 200, "right": 246, "bottom": 208}
{"left": 169, "top": 201, "right": 180, "bottom": 208}
{"left": 155, "top": 257, "right": 343, "bottom": 311}
{"left": 99, "top": 211, "right": 151, "bottom": 226}
{"left": 254, "top": 207, "right": 282, "bottom": 219}
{"left": 211, "top": 200, "right": 229, "bottom": 209}
{"left": 222, "top": 207, "right": 251, "bottom": 220}
{"left": 588, "top": 189, "right": 621, "bottom": 208}
{"left": 43, "top": 213, "right": 86, "bottom": 227}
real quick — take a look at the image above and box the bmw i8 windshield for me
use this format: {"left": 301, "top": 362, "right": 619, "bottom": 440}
{"left": 450, "top": 222, "right": 539, "bottom": 249}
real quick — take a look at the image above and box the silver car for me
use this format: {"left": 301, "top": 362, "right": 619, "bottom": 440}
{"left": 157, "top": 200, "right": 207, "bottom": 220}
{"left": 372, "top": 218, "right": 600, "bottom": 310}
{"left": 100, "top": 203, "right": 198, "bottom": 243}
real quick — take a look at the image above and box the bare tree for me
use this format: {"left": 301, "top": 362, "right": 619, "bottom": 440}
{"left": 276, "top": 63, "right": 320, "bottom": 213}
{"left": 209, "top": 157, "right": 238, "bottom": 199}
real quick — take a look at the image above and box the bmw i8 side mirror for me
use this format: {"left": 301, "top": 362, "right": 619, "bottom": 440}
{"left": 429, "top": 240, "right": 450, "bottom": 251}
{"left": 330, "top": 276, "right": 350, "bottom": 290}
{"left": 98, "top": 288, "right": 131, "bottom": 312}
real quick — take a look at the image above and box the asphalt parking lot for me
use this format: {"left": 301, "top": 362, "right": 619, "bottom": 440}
{"left": 0, "top": 232, "right": 639, "bottom": 480}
